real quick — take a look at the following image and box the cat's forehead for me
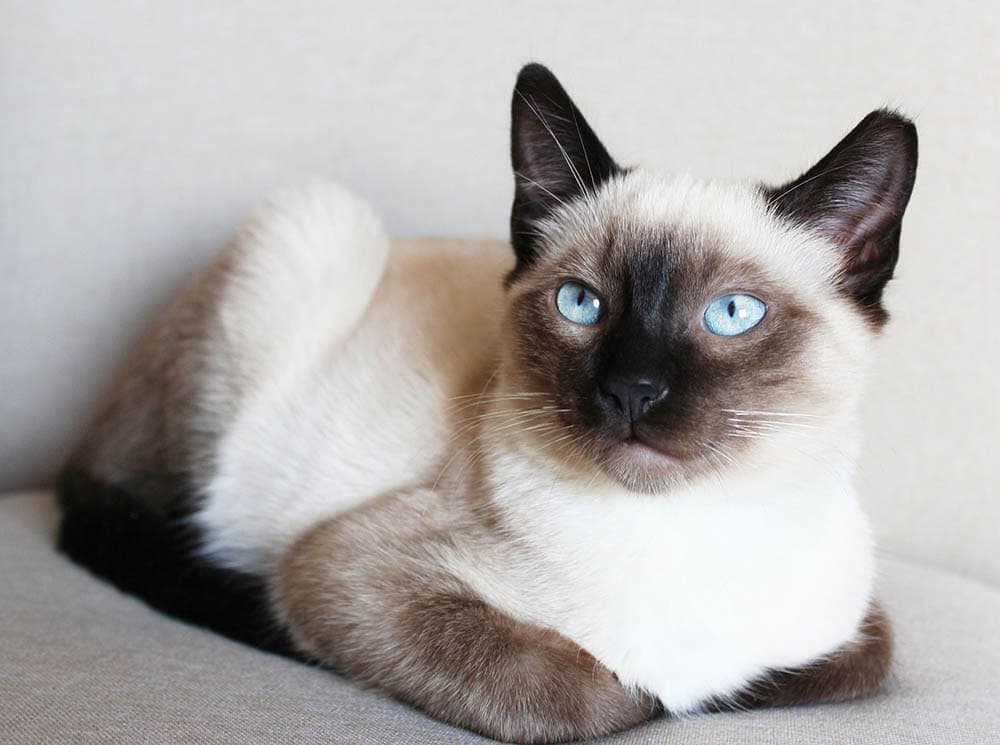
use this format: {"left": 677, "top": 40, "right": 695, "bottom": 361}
{"left": 537, "top": 170, "right": 841, "bottom": 293}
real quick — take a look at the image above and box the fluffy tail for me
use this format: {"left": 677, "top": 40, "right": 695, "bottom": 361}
{"left": 57, "top": 469, "right": 299, "bottom": 656}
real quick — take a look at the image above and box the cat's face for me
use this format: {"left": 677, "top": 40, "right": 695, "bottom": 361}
{"left": 497, "top": 65, "right": 917, "bottom": 493}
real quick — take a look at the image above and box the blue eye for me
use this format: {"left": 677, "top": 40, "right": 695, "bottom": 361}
{"left": 556, "top": 281, "right": 604, "bottom": 325}
{"left": 704, "top": 294, "right": 767, "bottom": 336}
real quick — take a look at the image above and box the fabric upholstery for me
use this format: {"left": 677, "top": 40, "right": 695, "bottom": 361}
{"left": 2, "top": 492, "right": 998, "bottom": 744}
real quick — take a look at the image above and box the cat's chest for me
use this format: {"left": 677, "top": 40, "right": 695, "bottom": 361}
{"left": 486, "top": 473, "right": 874, "bottom": 713}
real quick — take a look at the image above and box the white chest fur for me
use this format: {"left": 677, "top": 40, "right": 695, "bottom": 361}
{"left": 475, "top": 445, "right": 874, "bottom": 713}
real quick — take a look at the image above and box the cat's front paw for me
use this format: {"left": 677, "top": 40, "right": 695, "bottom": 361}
{"left": 278, "top": 510, "right": 659, "bottom": 743}
{"left": 460, "top": 625, "right": 659, "bottom": 743}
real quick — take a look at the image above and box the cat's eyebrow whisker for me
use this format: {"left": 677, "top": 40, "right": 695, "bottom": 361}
{"left": 514, "top": 171, "right": 571, "bottom": 210}
{"left": 568, "top": 104, "right": 597, "bottom": 192}
{"left": 516, "top": 92, "right": 588, "bottom": 197}
{"left": 516, "top": 91, "right": 602, "bottom": 224}
{"left": 768, "top": 161, "right": 861, "bottom": 203}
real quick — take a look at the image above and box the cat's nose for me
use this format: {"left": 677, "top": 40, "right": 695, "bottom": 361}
{"left": 602, "top": 377, "right": 669, "bottom": 423}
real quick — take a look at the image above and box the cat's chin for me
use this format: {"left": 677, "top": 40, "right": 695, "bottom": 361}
{"left": 602, "top": 439, "right": 693, "bottom": 494}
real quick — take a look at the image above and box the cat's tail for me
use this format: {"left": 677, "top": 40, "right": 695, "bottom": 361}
{"left": 220, "top": 181, "right": 389, "bottom": 386}
{"left": 56, "top": 182, "right": 387, "bottom": 656}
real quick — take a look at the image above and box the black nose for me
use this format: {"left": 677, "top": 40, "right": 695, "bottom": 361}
{"left": 602, "top": 377, "right": 668, "bottom": 423}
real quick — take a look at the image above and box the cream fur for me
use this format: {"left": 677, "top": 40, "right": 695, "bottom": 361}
{"left": 461, "top": 419, "right": 873, "bottom": 713}
{"left": 198, "top": 183, "right": 511, "bottom": 570}
{"left": 195, "top": 174, "right": 878, "bottom": 712}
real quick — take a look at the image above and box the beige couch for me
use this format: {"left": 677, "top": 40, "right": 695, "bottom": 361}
{"left": 3, "top": 2, "right": 998, "bottom": 742}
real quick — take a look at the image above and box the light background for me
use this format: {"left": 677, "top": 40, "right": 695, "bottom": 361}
{"left": 2, "top": 1, "right": 998, "bottom": 584}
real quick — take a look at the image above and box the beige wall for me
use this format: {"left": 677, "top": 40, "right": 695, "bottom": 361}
{"left": 2, "top": 1, "right": 997, "bottom": 584}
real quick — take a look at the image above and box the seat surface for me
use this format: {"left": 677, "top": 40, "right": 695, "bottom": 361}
{"left": 1, "top": 491, "right": 998, "bottom": 744}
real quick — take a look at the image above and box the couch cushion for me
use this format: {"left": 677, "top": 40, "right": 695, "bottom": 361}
{"left": 2, "top": 491, "right": 998, "bottom": 744}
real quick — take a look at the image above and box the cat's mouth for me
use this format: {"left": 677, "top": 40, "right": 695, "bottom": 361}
{"left": 549, "top": 410, "right": 712, "bottom": 492}
{"left": 601, "top": 437, "right": 688, "bottom": 493}
{"left": 595, "top": 427, "right": 712, "bottom": 493}
{"left": 619, "top": 436, "right": 681, "bottom": 464}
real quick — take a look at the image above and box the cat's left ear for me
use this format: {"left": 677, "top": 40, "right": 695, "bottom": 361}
{"left": 766, "top": 110, "right": 918, "bottom": 325}
{"left": 509, "top": 64, "right": 621, "bottom": 275}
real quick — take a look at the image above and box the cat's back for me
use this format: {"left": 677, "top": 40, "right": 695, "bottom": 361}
{"left": 58, "top": 183, "right": 510, "bottom": 634}
{"left": 198, "top": 235, "right": 512, "bottom": 572}
{"left": 64, "top": 183, "right": 510, "bottom": 507}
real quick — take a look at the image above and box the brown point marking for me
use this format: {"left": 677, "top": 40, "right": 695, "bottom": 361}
{"left": 278, "top": 503, "right": 659, "bottom": 743}
{"left": 712, "top": 602, "right": 893, "bottom": 711}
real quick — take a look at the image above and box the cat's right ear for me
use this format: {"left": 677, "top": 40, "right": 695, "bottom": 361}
{"left": 765, "top": 110, "right": 918, "bottom": 326}
{"left": 509, "top": 64, "right": 621, "bottom": 275}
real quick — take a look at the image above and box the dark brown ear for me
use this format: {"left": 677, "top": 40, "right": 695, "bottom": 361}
{"left": 510, "top": 63, "right": 621, "bottom": 274}
{"left": 766, "top": 110, "right": 918, "bottom": 326}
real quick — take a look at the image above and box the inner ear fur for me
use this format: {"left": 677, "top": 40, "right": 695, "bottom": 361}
{"left": 766, "top": 110, "right": 918, "bottom": 326}
{"left": 509, "top": 63, "right": 621, "bottom": 276}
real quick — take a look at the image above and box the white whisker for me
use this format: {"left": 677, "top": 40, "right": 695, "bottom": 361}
{"left": 727, "top": 418, "right": 818, "bottom": 430}
{"left": 722, "top": 408, "right": 823, "bottom": 419}
{"left": 515, "top": 91, "right": 602, "bottom": 224}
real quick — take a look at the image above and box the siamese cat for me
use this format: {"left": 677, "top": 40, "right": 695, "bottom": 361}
{"left": 58, "top": 63, "right": 917, "bottom": 743}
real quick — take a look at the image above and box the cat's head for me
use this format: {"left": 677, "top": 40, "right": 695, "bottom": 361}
{"left": 497, "top": 63, "right": 917, "bottom": 493}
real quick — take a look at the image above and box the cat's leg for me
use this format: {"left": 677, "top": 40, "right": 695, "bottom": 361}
{"left": 275, "top": 491, "right": 659, "bottom": 744}
{"left": 716, "top": 604, "right": 893, "bottom": 711}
